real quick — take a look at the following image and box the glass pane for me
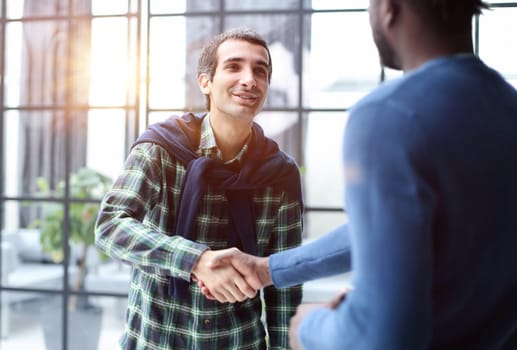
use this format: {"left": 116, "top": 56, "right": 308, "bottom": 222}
{"left": 70, "top": 0, "right": 93, "bottom": 15}
{"left": 478, "top": 8, "right": 517, "bottom": 80}
{"left": 2, "top": 109, "right": 84, "bottom": 198}
{"left": 3, "top": 112, "right": 21, "bottom": 198}
{"left": 86, "top": 110, "right": 127, "bottom": 182}
{"left": 383, "top": 67, "right": 404, "bottom": 82}
{"left": 0, "top": 294, "right": 126, "bottom": 349}
{"left": 2, "top": 208, "right": 66, "bottom": 291}
{"left": 304, "top": 112, "right": 348, "bottom": 208}
{"left": 2, "top": 110, "right": 88, "bottom": 198}
{"left": 70, "top": 20, "right": 95, "bottom": 106}
{"left": 149, "top": 16, "right": 220, "bottom": 110}
{"left": 87, "top": 296, "right": 127, "bottom": 349}
{"left": 147, "top": 111, "right": 177, "bottom": 126}
{"left": 89, "top": 18, "right": 131, "bottom": 107}
{"left": 85, "top": 261, "right": 131, "bottom": 294}
{"left": 304, "top": 12, "right": 380, "bottom": 109}
{"left": 40, "top": 295, "right": 103, "bottom": 350}
{"left": 303, "top": 271, "right": 352, "bottom": 303}
{"left": 67, "top": 203, "right": 114, "bottom": 294}
{"left": 149, "top": 16, "right": 187, "bottom": 109}
{"left": 225, "top": 0, "right": 300, "bottom": 10}
{"left": 5, "top": 19, "right": 92, "bottom": 108}
{"left": 5, "top": 20, "right": 70, "bottom": 108}
{"left": 0, "top": 292, "right": 48, "bottom": 348}
{"left": 225, "top": 14, "right": 301, "bottom": 108}
{"left": 91, "top": 0, "right": 128, "bottom": 15}
{"left": 307, "top": 0, "right": 368, "bottom": 10}
{"left": 128, "top": 17, "right": 139, "bottom": 104}
{"left": 150, "top": 0, "right": 219, "bottom": 14}
{"left": 4, "top": 22, "right": 22, "bottom": 107}
{"left": 304, "top": 210, "right": 348, "bottom": 240}
{"left": 7, "top": 0, "right": 67, "bottom": 19}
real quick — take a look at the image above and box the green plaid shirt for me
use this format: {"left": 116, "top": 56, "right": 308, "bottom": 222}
{"left": 95, "top": 117, "right": 303, "bottom": 350}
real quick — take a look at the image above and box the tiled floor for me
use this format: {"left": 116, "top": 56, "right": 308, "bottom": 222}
{"left": 1, "top": 297, "right": 125, "bottom": 350}
{"left": 1, "top": 274, "right": 350, "bottom": 349}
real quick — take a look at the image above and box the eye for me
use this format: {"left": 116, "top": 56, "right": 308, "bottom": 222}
{"left": 254, "top": 67, "right": 268, "bottom": 77}
{"left": 225, "top": 63, "right": 239, "bottom": 71}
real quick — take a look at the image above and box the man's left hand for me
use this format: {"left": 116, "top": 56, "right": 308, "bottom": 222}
{"left": 289, "top": 288, "right": 350, "bottom": 349}
{"left": 289, "top": 303, "right": 322, "bottom": 350}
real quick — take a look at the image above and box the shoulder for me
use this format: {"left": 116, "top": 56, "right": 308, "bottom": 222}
{"left": 348, "top": 79, "right": 419, "bottom": 137}
{"left": 129, "top": 142, "right": 183, "bottom": 170}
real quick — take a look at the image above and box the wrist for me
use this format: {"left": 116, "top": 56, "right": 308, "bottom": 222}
{"left": 258, "top": 257, "right": 273, "bottom": 287}
{"left": 191, "top": 248, "right": 211, "bottom": 279}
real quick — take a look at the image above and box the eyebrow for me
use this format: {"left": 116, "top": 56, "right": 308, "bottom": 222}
{"left": 222, "top": 57, "right": 269, "bottom": 69}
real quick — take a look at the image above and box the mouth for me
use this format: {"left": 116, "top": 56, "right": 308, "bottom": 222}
{"left": 232, "top": 91, "right": 259, "bottom": 103}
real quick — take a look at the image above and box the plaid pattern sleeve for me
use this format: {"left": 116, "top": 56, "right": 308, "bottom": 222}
{"left": 95, "top": 143, "right": 208, "bottom": 280}
{"left": 262, "top": 192, "right": 304, "bottom": 349}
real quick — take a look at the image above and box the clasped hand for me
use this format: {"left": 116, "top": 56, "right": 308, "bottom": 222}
{"left": 191, "top": 247, "right": 271, "bottom": 303}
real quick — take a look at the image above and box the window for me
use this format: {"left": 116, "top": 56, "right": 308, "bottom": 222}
{"left": 1, "top": 0, "right": 515, "bottom": 348}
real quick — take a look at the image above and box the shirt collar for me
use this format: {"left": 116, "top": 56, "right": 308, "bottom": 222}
{"left": 197, "top": 114, "right": 251, "bottom": 165}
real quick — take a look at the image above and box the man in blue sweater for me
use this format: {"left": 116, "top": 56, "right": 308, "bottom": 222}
{"left": 199, "top": 0, "right": 517, "bottom": 349}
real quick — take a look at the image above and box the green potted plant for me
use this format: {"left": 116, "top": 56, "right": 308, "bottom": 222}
{"left": 29, "top": 167, "right": 113, "bottom": 350}
{"left": 30, "top": 167, "right": 113, "bottom": 305}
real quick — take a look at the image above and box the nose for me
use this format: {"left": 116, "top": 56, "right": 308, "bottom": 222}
{"left": 240, "top": 68, "right": 256, "bottom": 88}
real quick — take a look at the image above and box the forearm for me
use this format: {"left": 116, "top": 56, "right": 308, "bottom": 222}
{"left": 269, "top": 224, "right": 352, "bottom": 287}
{"left": 95, "top": 208, "right": 208, "bottom": 279}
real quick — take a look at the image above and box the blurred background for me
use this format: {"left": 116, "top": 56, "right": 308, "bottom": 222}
{"left": 1, "top": 0, "right": 516, "bottom": 349}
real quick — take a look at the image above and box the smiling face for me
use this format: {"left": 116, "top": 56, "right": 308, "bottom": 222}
{"left": 198, "top": 39, "right": 270, "bottom": 121}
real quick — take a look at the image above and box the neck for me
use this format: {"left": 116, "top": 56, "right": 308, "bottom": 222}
{"left": 398, "top": 13, "right": 474, "bottom": 72}
{"left": 402, "top": 33, "right": 473, "bottom": 72}
{"left": 209, "top": 114, "right": 252, "bottom": 161}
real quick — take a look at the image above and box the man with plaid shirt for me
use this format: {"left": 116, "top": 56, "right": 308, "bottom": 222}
{"left": 95, "top": 28, "right": 303, "bottom": 350}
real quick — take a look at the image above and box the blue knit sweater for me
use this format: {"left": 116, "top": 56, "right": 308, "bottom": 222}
{"left": 271, "top": 55, "right": 517, "bottom": 350}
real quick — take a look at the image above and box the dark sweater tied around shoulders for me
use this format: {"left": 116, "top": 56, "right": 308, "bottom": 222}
{"left": 132, "top": 113, "right": 303, "bottom": 299}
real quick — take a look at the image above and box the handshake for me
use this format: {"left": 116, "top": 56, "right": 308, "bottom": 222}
{"left": 191, "top": 247, "right": 350, "bottom": 350}
{"left": 191, "top": 247, "right": 273, "bottom": 303}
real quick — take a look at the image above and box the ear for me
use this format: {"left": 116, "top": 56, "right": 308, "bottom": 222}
{"left": 198, "top": 73, "right": 211, "bottom": 94}
{"left": 381, "top": 0, "right": 400, "bottom": 29}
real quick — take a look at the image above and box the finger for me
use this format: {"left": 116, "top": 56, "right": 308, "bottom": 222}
{"left": 196, "top": 280, "right": 217, "bottom": 300}
{"left": 243, "top": 274, "right": 263, "bottom": 291}
{"left": 233, "top": 275, "right": 258, "bottom": 299}
{"left": 209, "top": 288, "right": 231, "bottom": 303}
{"left": 211, "top": 277, "right": 242, "bottom": 303}
{"left": 221, "top": 288, "right": 240, "bottom": 303}
{"left": 225, "top": 281, "right": 248, "bottom": 302}
{"left": 200, "top": 286, "right": 217, "bottom": 300}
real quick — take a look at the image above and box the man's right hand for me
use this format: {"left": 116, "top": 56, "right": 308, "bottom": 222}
{"left": 191, "top": 249, "right": 258, "bottom": 303}
{"left": 196, "top": 247, "right": 273, "bottom": 301}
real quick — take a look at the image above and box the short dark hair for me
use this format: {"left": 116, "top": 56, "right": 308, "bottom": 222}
{"left": 406, "top": 0, "right": 489, "bottom": 34}
{"left": 197, "top": 28, "right": 272, "bottom": 111}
